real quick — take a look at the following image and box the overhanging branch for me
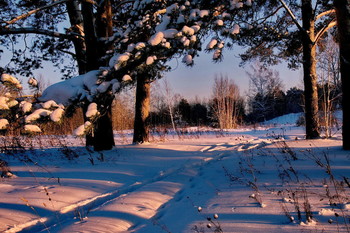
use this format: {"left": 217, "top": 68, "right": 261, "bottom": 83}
{"left": 0, "top": 27, "right": 75, "bottom": 40}
{"left": 314, "top": 20, "right": 337, "bottom": 44}
{"left": 277, "top": 0, "right": 305, "bottom": 33}
{"left": 316, "top": 9, "right": 336, "bottom": 21}
{"left": 3, "top": 0, "right": 71, "bottom": 26}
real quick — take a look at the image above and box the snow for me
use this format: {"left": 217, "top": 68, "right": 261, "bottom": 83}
{"left": 135, "top": 42, "right": 146, "bottom": 50}
{"left": 182, "top": 54, "right": 193, "bottom": 65}
{"left": 0, "top": 96, "right": 9, "bottom": 110}
{"left": 127, "top": 43, "right": 136, "bottom": 52}
{"left": 166, "top": 3, "right": 178, "bottom": 13}
{"left": 213, "top": 49, "right": 221, "bottom": 60}
{"left": 263, "top": 112, "right": 302, "bottom": 126}
{"left": 162, "top": 29, "right": 179, "bottom": 39}
{"left": 50, "top": 108, "right": 65, "bottom": 122}
{"left": 27, "top": 77, "right": 38, "bottom": 87}
{"left": 19, "top": 101, "right": 32, "bottom": 113}
{"left": 7, "top": 100, "right": 18, "bottom": 108}
{"left": 1, "top": 74, "right": 22, "bottom": 89}
{"left": 110, "top": 53, "right": 131, "bottom": 70}
{"left": 39, "top": 70, "right": 100, "bottom": 106}
{"left": 177, "top": 14, "right": 185, "bottom": 24}
{"left": 148, "top": 32, "right": 164, "bottom": 46}
{"left": 146, "top": 56, "right": 156, "bottom": 65}
{"left": 182, "top": 38, "right": 190, "bottom": 46}
{"left": 191, "top": 25, "right": 201, "bottom": 32}
{"left": 41, "top": 100, "right": 58, "bottom": 109}
{"left": 122, "top": 74, "right": 132, "bottom": 82}
{"left": 182, "top": 25, "right": 195, "bottom": 35}
{"left": 96, "top": 81, "right": 111, "bottom": 93}
{"left": 199, "top": 10, "right": 209, "bottom": 18}
{"left": 206, "top": 38, "right": 218, "bottom": 49}
{"left": 24, "top": 124, "right": 41, "bottom": 133}
{"left": 73, "top": 121, "right": 91, "bottom": 136}
{"left": 231, "top": 24, "right": 240, "bottom": 34}
{"left": 25, "top": 109, "right": 52, "bottom": 123}
{"left": 0, "top": 118, "right": 9, "bottom": 130}
{"left": 1, "top": 118, "right": 350, "bottom": 232}
{"left": 155, "top": 16, "right": 170, "bottom": 32}
{"left": 215, "top": 19, "right": 224, "bottom": 26}
{"left": 85, "top": 103, "right": 99, "bottom": 118}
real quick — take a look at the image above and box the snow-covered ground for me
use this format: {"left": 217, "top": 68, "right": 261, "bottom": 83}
{"left": 1, "top": 114, "right": 350, "bottom": 232}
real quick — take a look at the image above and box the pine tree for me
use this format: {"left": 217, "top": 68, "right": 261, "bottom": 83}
{"left": 334, "top": 0, "right": 350, "bottom": 149}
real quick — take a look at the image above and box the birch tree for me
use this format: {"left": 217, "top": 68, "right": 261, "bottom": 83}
{"left": 212, "top": 74, "right": 242, "bottom": 129}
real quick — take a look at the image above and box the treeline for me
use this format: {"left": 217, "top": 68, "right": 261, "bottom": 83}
{"left": 143, "top": 68, "right": 341, "bottom": 129}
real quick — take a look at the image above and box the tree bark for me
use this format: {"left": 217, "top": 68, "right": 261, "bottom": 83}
{"left": 334, "top": 0, "right": 350, "bottom": 149}
{"left": 133, "top": 75, "right": 151, "bottom": 144}
{"left": 66, "top": 0, "right": 87, "bottom": 74}
{"left": 81, "top": 2, "right": 99, "bottom": 70}
{"left": 95, "top": 0, "right": 113, "bottom": 63}
{"left": 301, "top": 0, "right": 320, "bottom": 139}
{"left": 93, "top": 97, "right": 115, "bottom": 151}
{"left": 80, "top": 1, "right": 115, "bottom": 150}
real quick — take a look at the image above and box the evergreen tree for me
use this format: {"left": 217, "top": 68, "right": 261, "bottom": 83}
{"left": 334, "top": 0, "right": 350, "bottom": 149}
{"left": 225, "top": 0, "right": 336, "bottom": 138}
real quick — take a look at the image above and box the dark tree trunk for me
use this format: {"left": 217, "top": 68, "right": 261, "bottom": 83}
{"left": 65, "top": 0, "right": 87, "bottom": 75}
{"left": 93, "top": 97, "right": 115, "bottom": 151}
{"left": 95, "top": 0, "right": 113, "bottom": 62}
{"left": 133, "top": 75, "right": 151, "bottom": 144}
{"left": 81, "top": 2, "right": 99, "bottom": 70}
{"left": 80, "top": 1, "right": 115, "bottom": 150}
{"left": 334, "top": 0, "right": 350, "bottom": 150}
{"left": 301, "top": 0, "right": 320, "bottom": 139}
{"left": 81, "top": 2, "right": 99, "bottom": 148}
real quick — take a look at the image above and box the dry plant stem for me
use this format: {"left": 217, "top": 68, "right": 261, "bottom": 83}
{"left": 323, "top": 153, "right": 350, "bottom": 232}
{"left": 20, "top": 197, "right": 51, "bottom": 233}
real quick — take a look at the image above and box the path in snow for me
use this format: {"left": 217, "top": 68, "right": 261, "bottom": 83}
{"left": 3, "top": 135, "right": 271, "bottom": 233}
{"left": 3, "top": 128, "right": 349, "bottom": 233}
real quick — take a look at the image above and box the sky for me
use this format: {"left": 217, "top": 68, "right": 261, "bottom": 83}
{"left": 163, "top": 47, "right": 303, "bottom": 100}
{"left": 1, "top": 44, "right": 303, "bottom": 101}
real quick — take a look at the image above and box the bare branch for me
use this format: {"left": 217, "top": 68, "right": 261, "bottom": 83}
{"left": 314, "top": 20, "right": 337, "bottom": 44}
{"left": 257, "top": 6, "right": 284, "bottom": 24}
{"left": 277, "top": 0, "right": 304, "bottom": 33}
{"left": 3, "top": 0, "right": 71, "bottom": 26}
{"left": 316, "top": 9, "right": 336, "bottom": 21}
{"left": 0, "top": 27, "right": 74, "bottom": 39}
{"left": 83, "top": 0, "right": 98, "bottom": 5}
{"left": 56, "top": 48, "right": 77, "bottom": 57}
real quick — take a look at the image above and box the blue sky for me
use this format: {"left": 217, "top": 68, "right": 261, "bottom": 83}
{"left": 164, "top": 48, "right": 303, "bottom": 100}
{"left": 1, "top": 44, "right": 302, "bottom": 100}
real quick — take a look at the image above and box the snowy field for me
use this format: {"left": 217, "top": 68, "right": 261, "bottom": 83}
{"left": 1, "top": 113, "right": 350, "bottom": 233}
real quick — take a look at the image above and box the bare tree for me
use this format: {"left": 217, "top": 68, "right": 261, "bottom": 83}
{"left": 247, "top": 63, "right": 285, "bottom": 122}
{"left": 317, "top": 36, "right": 341, "bottom": 137}
{"left": 112, "top": 88, "right": 135, "bottom": 131}
{"left": 151, "top": 79, "right": 179, "bottom": 132}
{"left": 211, "top": 74, "right": 242, "bottom": 129}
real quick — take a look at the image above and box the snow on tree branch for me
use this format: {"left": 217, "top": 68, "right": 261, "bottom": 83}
{"left": 0, "top": 0, "right": 253, "bottom": 136}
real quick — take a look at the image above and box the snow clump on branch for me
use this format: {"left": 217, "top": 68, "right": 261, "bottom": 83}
{"left": 1, "top": 74, "right": 22, "bottom": 89}
{"left": 0, "top": 0, "right": 254, "bottom": 136}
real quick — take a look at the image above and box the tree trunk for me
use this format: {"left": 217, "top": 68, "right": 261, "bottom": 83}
{"left": 65, "top": 0, "right": 86, "bottom": 75}
{"left": 81, "top": 2, "right": 99, "bottom": 70}
{"left": 93, "top": 97, "right": 115, "bottom": 151}
{"left": 80, "top": 1, "right": 115, "bottom": 150}
{"left": 95, "top": 0, "right": 113, "bottom": 62}
{"left": 334, "top": 0, "right": 350, "bottom": 149}
{"left": 301, "top": 0, "right": 320, "bottom": 139}
{"left": 133, "top": 75, "right": 151, "bottom": 144}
